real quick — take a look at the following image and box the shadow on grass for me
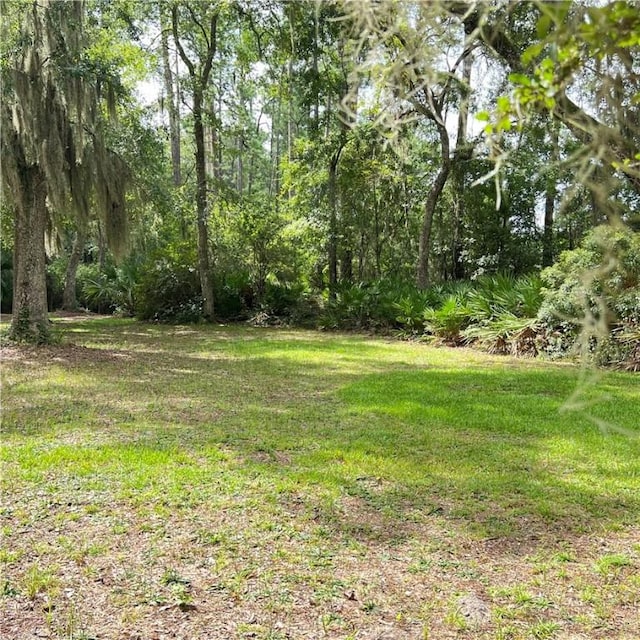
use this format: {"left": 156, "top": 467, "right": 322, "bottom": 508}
{"left": 3, "top": 320, "right": 639, "bottom": 544}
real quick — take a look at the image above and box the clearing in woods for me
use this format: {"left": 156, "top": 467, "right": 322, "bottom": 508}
{"left": 1, "top": 317, "right": 639, "bottom": 639}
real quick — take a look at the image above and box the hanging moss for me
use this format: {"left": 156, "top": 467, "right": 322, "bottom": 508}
{"left": 1, "top": 0, "right": 130, "bottom": 342}
{"left": 2, "top": 0, "right": 129, "bottom": 258}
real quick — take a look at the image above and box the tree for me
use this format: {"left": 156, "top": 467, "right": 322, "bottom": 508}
{"left": 159, "top": 4, "right": 182, "bottom": 190}
{"left": 453, "top": 0, "right": 640, "bottom": 209}
{"left": 1, "top": 0, "right": 128, "bottom": 342}
{"left": 171, "top": 0, "right": 219, "bottom": 321}
{"left": 342, "top": 1, "right": 477, "bottom": 288}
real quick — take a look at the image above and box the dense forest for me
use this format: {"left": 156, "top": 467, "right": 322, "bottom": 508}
{"left": 1, "top": 0, "right": 639, "bottom": 367}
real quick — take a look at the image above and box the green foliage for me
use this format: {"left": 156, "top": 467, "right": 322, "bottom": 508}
{"left": 135, "top": 245, "right": 203, "bottom": 323}
{"left": 74, "top": 258, "right": 139, "bottom": 316}
{"left": 394, "top": 295, "right": 429, "bottom": 335}
{"left": 320, "top": 280, "right": 414, "bottom": 331}
{"left": 459, "top": 273, "right": 544, "bottom": 354}
{"left": 1, "top": 247, "right": 13, "bottom": 314}
{"left": 83, "top": 263, "right": 138, "bottom": 316}
{"left": 479, "top": 0, "right": 640, "bottom": 218}
{"left": 423, "top": 294, "right": 471, "bottom": 344}
{"left": 261, "top": 280, "right": 314, "bottom": 324}
{"left": 466, "top": 273, "right": 542, "bottom": 323}
{"left": 212, "top": 271, "right": 252, "bottom": 321}
{"left": 46, "top": 258, "right": 66, "bottom": 311}
{"left": 538, "top": 225, "right": 640, "bottom": 365}
{"left": 540, "top": 225, "right": 640, "bottom": 324}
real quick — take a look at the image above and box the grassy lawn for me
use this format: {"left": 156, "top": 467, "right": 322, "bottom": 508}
{"left": 1, "top": 317, "right": 639, "bottom": 639}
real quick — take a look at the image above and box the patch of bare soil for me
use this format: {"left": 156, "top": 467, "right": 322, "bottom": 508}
{"left": 1, "top": 342, "right": 132, "bottom": 366}
{"left": 2, "top": 478, "right": 638, "bottom": 640}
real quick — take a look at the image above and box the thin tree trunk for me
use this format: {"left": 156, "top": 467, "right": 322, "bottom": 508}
{"left": 451, "top": 52, "right": 473, "bottom": 280}
{"left": 194, "top": 90, "right": 215, "bottom": 321}
{"left": 417, "top": 119, "right": 450, "bottom": 290}
{"left": 328, "top": 149, "right": 340, "bottom": 297}
{"left": 287, "top": 10, "right": 295, "bottom": 165}
{"left": 269, "top": 91, "right": 281, "bottom": 197}
{"left": 160, "top": 14, "right": 181, "bottom": 189}
{"left": 373, "top": 182, "right": 381, "bottom": 279}
{"left": 10, "top": 166, "right": 49, "bottom": 342}
{"left": 542, "top": 118, "right": 559, "bottom": 267}
{"left": 358, "top": 230, "right": 366, "bottom": 281}
{"left": 172, "top": 4, "right": 217, "bottom": 322}
{"left": 218, "top": 67, "right": 224, "bottom": 177}
{"left": 62, "top": 225, "right": 86, "bottom": 310}
{"left": 312, "top": 10, "right": 320, "bottom": 135}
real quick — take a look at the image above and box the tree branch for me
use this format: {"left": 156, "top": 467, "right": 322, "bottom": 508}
{"left": 201, "top": 11, "right": 218, "bottom": 87}
{"left": 447, "top": 0, "right": 640, "bottom": 194}
{"left": 171, "top": 4, "right": 195, "bottom": 79}
{"left": 186, "top": 3, "right": 211, "bottom": 51}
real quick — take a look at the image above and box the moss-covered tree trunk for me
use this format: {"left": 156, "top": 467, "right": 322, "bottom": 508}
{"left": 2, "top": 0, "right": 128, "bottom": 342}
{"left": 10, "top": 166, "right": 49, "bottom": 342}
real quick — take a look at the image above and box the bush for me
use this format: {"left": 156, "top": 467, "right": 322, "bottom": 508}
{"left": 135, "top": 246, "right": 203, "bottom": 323}
{"left": 461, "top": 273, "right": 544, "bottom": 354}
{"left": 46, "top": 257, "right": 66, "bottom": 311}
{"left": 424, "top": 294, "right": 471, "bottom": 343}
{"left": 213, "top": 271, "right": 252, "bottom": 321}
{"left": 75, "top": 258, "right": 140, "bottom": 316}
{"left": 538, "top": 225, "right": 640, "bottom": 365}
{"left": 320, "top": 280, "right": 413, "bottom": 332}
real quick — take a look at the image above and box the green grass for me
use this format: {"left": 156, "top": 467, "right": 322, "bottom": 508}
{"left": 1, "top": 317, "right": 639, "bottom": 639}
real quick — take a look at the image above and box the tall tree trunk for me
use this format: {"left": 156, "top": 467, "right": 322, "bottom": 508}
{"left": 217, "top": 67, "right": 224, "bottom": 177}
{"left": 287, "top": 9, "right": 295, "bottom": 165}
{"left": 160, "top": 13, "right": 181, "bottom": 189}
{"left": 358, "top": 230, "right": 366, "bottom": 281}
{"left": 417, "top": 118, "right": 451, "bottom": 290}
{"left": 193, "top": 90, "right": 215, "bottom": 321}
{"left": 62, "top": 225, "right": 86, "bottom": 310}
{"left": 311, "top": 10, "right": 320, "bottom": 136}
{"left": 172, "top": 4, "right": 217, "bottom": 322}
{"left": 542, "top": 119, "right": 559, "bottom": 267}
{"left": 340, "top": 248, "right": 353, "bottom": 284}
{"left": 451, "top": 51, "right": 473, "bottom": 280}
{"left": 328, "top": 149, "right": 341, "bottom": 297}
{"left": 269, "top": 91, "right": 281, "bottom": 198}
{"left": 373, "top": 182, "right": 381, "bottom": 279}
{"left": 10, "top": 166, "right": 49, "bottom": 342}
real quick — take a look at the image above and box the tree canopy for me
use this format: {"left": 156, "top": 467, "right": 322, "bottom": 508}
{"left": 1, "top": 0, "right": 638, "bottom": 361}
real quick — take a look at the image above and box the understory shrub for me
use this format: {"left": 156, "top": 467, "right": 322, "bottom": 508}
{"left": 424, "top": 294, "right": 472, "bottom": 344}
{"left": 320, "top": 280, "right": 421, "bottom": 331}
{"left": 79, "top": 259, "right": 139, "bottom": 316}
{"left": 538, "top": 225, "right": 640, "bottom": 366}
{"left": 135, "top": 246, "right": 203, "bottom": 323}
{"left": 213, "top": 271, "right": 252, "bottom": 321}
{"left": 393, "top": 286, "right": 446, "bottom": 336}
{"left": 461, "top": 273, "right": 544, "bottom": 355}
{"left": 46, "top": 257, "right": 66, "bottom": 310}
